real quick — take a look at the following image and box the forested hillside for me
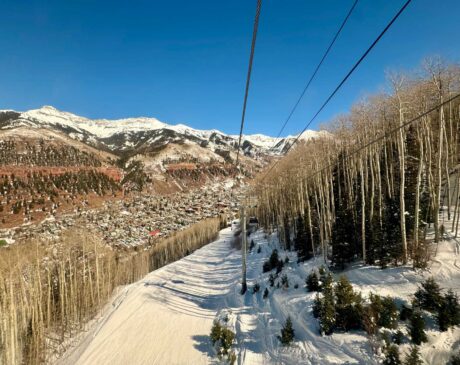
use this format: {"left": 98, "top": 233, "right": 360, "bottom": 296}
{"left": 255, "top": 58, "right": 460, "bottom": 269}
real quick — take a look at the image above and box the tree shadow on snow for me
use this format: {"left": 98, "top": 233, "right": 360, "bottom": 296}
{"left": 192, "top": 335, "right": 215, "bottom": 359}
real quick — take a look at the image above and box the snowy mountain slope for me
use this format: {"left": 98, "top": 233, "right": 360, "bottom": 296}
{"left": 0, "top": 106, "right": 324, "bottom": 158}
{"left": 57, "top": 227, "right": 460, "bottom": 365}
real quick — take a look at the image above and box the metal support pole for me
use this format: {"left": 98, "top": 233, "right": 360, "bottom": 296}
{"left": 241, "top": 205, "right": 247, "bottom": 294}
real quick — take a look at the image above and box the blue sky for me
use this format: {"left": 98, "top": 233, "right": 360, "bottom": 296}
{"left": 1, "top": 0, "right": 459, "bottom": 136}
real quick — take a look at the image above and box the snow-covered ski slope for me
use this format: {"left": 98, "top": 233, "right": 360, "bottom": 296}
{"left": 58, "top": 228, "right": 460, "bottom": 365}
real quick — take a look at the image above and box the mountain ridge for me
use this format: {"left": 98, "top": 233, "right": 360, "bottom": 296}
{"left": 0, "top": 105, "right": 326, "bottom": 157}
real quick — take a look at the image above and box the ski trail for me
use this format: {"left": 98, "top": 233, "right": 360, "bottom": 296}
{"left": 57, "top": 228, "right": 241, "bottom": 365}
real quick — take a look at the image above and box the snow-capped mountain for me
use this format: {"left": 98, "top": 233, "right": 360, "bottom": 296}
{"left": 0, "top": 106, "right": 324, "bottom": 158}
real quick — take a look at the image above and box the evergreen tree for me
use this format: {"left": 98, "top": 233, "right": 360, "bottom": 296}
{"left": 263, "top": 288, "right": 269, "bottom": 299}
{"left": 210, "top": 320, "right": 222, "bottom": 345}
{"left": 383, "top": 344, "right": 402, "bottom": 365}
{"left": 318, "top": 265, "right": 327, "bottom": 291}
{"left": 312, "top": 293, "right": 322, "bottom": 318}
{"left": 294, "top": 214, "right": 313, "bottom": 262}
{"left": 404, "top": 345, "right": 423, "bottom": 365}
{"left": 414, "top": 277, "right": 443, "bottom": 312}
{"left": 393, "top": 330, "right": 404, "bottom": 345}
{"left": 319, "top": 274, "right": 336, "bottom": 335}
{"left": 283, "top": 214, "right": 291, "bottom": 251}
{"left": 278, "top": 316, "right": 295, "bottom": 346}
{"left": 409, "top": 311, "right": 427, "bottom": 345}
{"left": 380, "top": 296, "right": 399, "bottom": 329}
{"left": 334, "top": 276, "right": 363, "bottom": 331}
{"left": 437, "top": 289, "right": 460, "bottom": 331}
{"left": 381, "top": 195, "right": 403, "bottom": 267}
{"left": 268, "top": 273, "right": 275, "bottom": 287}
{"left": 306, "top": 271, "right": 320, "bottom": 292}
{"left": 331, "top": 202, "right": 355, "bottom": 269}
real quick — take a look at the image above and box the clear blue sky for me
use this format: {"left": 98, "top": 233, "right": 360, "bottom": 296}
{"left": 1, "top": 0, "right": 459, "bottom": 136}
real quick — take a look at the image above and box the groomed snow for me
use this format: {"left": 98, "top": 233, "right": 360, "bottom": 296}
{"left": 57, "top": 226, "right": 460, "bottom": 365}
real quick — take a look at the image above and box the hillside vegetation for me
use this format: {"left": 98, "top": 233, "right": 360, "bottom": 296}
{"left": 255, "top": 58, "right": 460, "bottom": 269}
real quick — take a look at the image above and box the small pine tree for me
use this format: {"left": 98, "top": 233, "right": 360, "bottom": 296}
{"left": 409, "top": 311, "right": 427, "bottom": 345}
{"left": 219, "top": 327, "right": 235, "bottom": 356}
{"left": 268, "top": 273, "right": 275, "bottom": 287}
{"left": 306, "top": 271, "right": 320, "bottom": 292}
{"left": 319, "top": 291, "right": 336, "bottom": 335}
{"left": 257, "top": 246, "right": 261, "bottom": 254}
{"left": 253, "top": 283, "right": 260, "bottom": 294}
{"left": 318, "top": 266, "right": 327, "bottom": 290}
{"left": 335, "top": 275, "right": 362, "bottom": 331}
{"left": 294, "top": 214, "right": 313, "bottom": 262}
{"left": 275, "top": 259, "right": 284, "bottom": 275}
{"left": 383, "top": 344, "right": 402, "bottom": 365}
{"left": 437, "top": 289, "right": 460, "bottom": 331}
{"left": 312, "top": 293, "right": 322, "bottom": 318}
{"left": 210, "top": 320, "right": 222, "bottom": 345}
{"left": 400, "top": 304, "right": 413, "bottom": 321}
{"left": 263, "top": 288, "right": 269, "bottom": 299}
{"left": 404, "top": 345, "right": 423, "bottom": 365}
{"left": 414, "top": 277, "right": 443, "bottom": 312}
{"left": 278, "top": 316, "right": 295, "bottom": 346}
{"left": 380, "top": 297, "right": 399, "bottom": 329}
{"left": 281, "top": 274, "right": 289, "bottom": 289}
{"left": 393, "top": 330, "right": 404, "bottom": 345}
{"left": 331, "top": 202, "right": 354, "bottom": 269}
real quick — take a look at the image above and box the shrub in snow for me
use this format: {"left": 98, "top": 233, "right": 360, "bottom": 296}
{"left": 257, "top": 246, "right": 261, "bottom": 254}
{"left": 275, "top": 260, "right": 284, "bottom": 275}
{"left": 306, "top": 271, "right": 320, "bottom": 292}
{"left": 318, "top": 266, "right": 328, "bottom": 291}
{"left": 210, "top": 320, "right": 236, "bottom": 362}
{"left": 268, "top": 273, "right": 275, "bottom": 287}
{"left": 252, "top": 282, "right": 260, "bottom": 294}
{"left": 278, "top": 316, "right": 295, "bottom": 346}
{"left": 312, "top": 293, "right": 322, "bottom": 319}
{"left": 380, "top": 297, "right": 399, "bottom": 329}
{"left": 334, "top": 275, "right": 364, "bottom": 331}
{"left": 368, "top": 293, "right": 398, "bottom": 329}
{"left": 399, "top": 304, "right": 413, "bottom": 321}
{"left": 383, "top": 344, "right": 401, "bottom": 365}
{"left": 284, "top": 256, "right": 289, "bottom": 264}
{"left": 263, "top": 288, "right": 269, "bottom": 299}
{"left": 409, "top": 311, "right": 427, "bottom": 345}
{"left": 294, "top": 214, "right": 313, "bottom": 262}
{"left": 263, "top": 249, "right": 282, "bottom": 273}
{"left": 437, "top": 289, "right": 460, "bottom": 331}
{"left": 413, "top": 277, "right": 443, "bottom": 312}
{"left": 281, "top": 274, "right": 289, "bottom": 289}
{"left": 393, "top": 330, "right": 404, "bottom": 345}
{"left": 294, "top": 283, "right": 299, "bottom": 289}
{"left": 318, "top": 275, "right": 336, "bottom": 335}
{"left": 404, "top": 345, "right": 422, "bottom": 365}
{"left": 249, "top": 240, "right": 255, "bottom": 251}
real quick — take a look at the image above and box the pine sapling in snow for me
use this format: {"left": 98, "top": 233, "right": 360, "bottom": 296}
{"left": 437, "top": 289, "right": 460, "bottom": 331}
{"left": 306, "top": 271, "right": 320, "bottom": 292}
{"left": 383, "top": 344, "right": 402, "bottom": 365}
{"left": 278, "top": 316, "right": 295, "bottom": 346}
{"left": 413, "top": 277, "right": 443, "bottom": 312}
{"left": 404, "top": 345, "right": 423, "bottom": 365}
{"left": 409, "top": 311, "right": 427, "bottom": 345}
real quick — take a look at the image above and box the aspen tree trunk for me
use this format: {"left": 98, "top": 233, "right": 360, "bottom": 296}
{"left": 359, "top": 158, "right": 366, "bottom": 262}
{"left": 434, "top": 102, "right": 445, "bottom": 242}
{"left": 414, "top": 128, "right": 424, "bottom": 252}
